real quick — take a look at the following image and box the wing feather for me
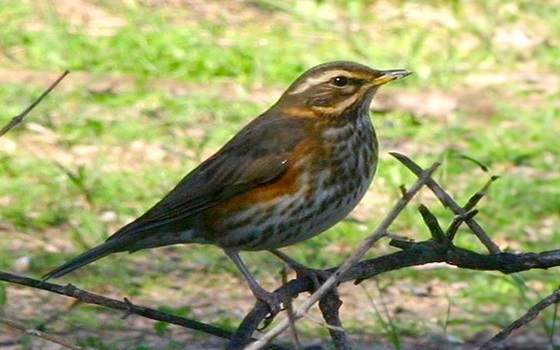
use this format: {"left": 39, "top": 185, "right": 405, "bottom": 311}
{"left": 107, "top": 114, "right": 308, "bottom": 241}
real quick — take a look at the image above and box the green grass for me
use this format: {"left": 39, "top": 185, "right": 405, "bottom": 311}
{"left": 1, "top": 0, "right": 559, "bottom": 348}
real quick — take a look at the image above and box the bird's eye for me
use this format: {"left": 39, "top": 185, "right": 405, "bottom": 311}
{"left": 331, "top": 76, "right": 349, "bottom": 87}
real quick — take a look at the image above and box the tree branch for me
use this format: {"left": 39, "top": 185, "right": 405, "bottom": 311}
{"left": 0, "top": 71, "right": 69, "bottom": 137}
{"left": 3, "top": 241, "right": 559, "bottom": 347}
{"left": 0, "top": 272, "right": 233, "bottom": 340}
{"left": 227, "top": 241, "right": 560, "bottom": 348}
{"left": 0, "top": 316, "right": 82, "bottom": 350}
{"left": 480, "top": 287, "right": 560, "bottom": 350}
{"left": 318, "top": 289, "right": 351, "bottom": 350}
{"left": 390, "top": 152, "right": 501, "bottom": 253}
{"left": 2, "top": 154, "right": 557, "bottom": 349}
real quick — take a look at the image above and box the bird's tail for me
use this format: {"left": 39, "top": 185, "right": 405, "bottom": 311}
{"left": 42, "top": 237, "right": 129, "bottom": 280}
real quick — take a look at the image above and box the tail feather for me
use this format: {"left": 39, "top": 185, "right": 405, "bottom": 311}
{"left": 42, "top": 238, "right": 129, "bottom": 280}
{"left": 43, "top": 227, "right": 200, "bottom": 281}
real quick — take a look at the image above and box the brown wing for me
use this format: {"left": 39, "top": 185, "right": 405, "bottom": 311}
{"left": 107, "top": 113, "right": 309, "bottom": 241}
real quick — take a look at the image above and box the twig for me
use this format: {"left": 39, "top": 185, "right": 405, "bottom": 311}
{"left": 242, "top": 160, "right": 440, "bottom": 349}
{"left": 446, "top": 209, "right": 478, "bottom": 241}
{"left": 418, "top": 204, "right": 446, "bottom": 243}
{"left": 390, "top": 152, "right": 501, "bottom": 253}
{"left": 480, "top": 287, "right": 560, "bottom": 350}
{"left": 0, "top": 71, "right": 69, "bottom": 137}
{"left": 229, "top": 222, "right": 560, "bottom": 348}
{"left": 3, "top": 240, "right": 560, "bottom": 348}
{"left": 463, "top": 176, "right": 499, "bottom": 212}
{"left": 282, "top": 266, "right": 302, "bottom": 350}
{"left": 0, "top": 316, "right": 82, "bottom": 350}
{"left": 318, "top": 289, "right": 351, "bottom": 349}
{"left": 0, "top": 272, "right": 232, "bottom": 340}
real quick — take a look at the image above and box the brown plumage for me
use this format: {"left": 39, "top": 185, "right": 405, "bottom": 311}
{"left": 43, "top": 61, "right": 411, "bottom": 310}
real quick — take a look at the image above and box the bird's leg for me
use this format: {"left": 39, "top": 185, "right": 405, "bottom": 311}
{"left": 269, "top": 249, "right": 313, "bottom": 276}
{"left": 224, "top": 249, "right": 282, "bottom": 315}
{"left": 269, "top": 249, "right": 333, "bottom": 291}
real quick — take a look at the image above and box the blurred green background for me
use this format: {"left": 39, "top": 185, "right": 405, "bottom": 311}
{"left": 1, "top": 0, "right": 559, "bottom": 349}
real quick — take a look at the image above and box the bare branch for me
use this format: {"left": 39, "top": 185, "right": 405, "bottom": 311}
{"left": 418, "top": 204, "right": 446, "bottom": 242}
{"left": 229, "top": 238, "right": 560, "bottom": 348}
{"left": 463, "top": 176, "right": 499, "bottom": 212}
{"left": 0, "top": 316, "right": 82, "bottom": 350}
{"left": 0, "top": 272, "right": 233, "bottom": 340}
{"left": 318, "top": 289, "right": 351, "bottom": 350}
{"left": 3, "top": 233, "right": 560, "bottom": 349}
{"left": 390, "top": 152, "right": 501, "bottom": 253}
{"left": 480, "top": 287, "right": 560, "bottom": 350}
{"left": 282, "top": 266, "right": 302, "bottom": 350}
{"left": 0, "top": 71, "right": 69, "bottom": 137}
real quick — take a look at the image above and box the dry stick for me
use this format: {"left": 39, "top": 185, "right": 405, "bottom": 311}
{"left": 234, "top": 241, "right": 560, "bottom": 348}
{"left": 0, "top": 316, "right": 82, "bottom": 350}
{"left": 318, "top": 289, "right": 351, "bottom": 350}
{"left": 4, "top": 237, "right": 560, "bottom": 348}
{"left": 0, "top": 272, "right": 233, "bottom": 341}
{"left": 419, "top": 203, "right": 560, "bottom": 349}
{"left": 480, "top": 287, "right": 560, "bottom": 350}
{"left": 463, "top": 176, "right": 499, "bottom": 212}
{"left": 390, "top": 152, "right": 501, "bottom": 253}
{"left": 446, "top": 209, "right": 478, "bottom": 241}
{"left": 281, "top": 266, "right": 302, "bottom": 350}
{"left": 244, "top": 159, "right": 441, "bottom": 350}
{"left": 1, "top": 271, "right": 288, "bottom": 350}
{"left": 0, "top": 70, "right": 69, "bottom": 137}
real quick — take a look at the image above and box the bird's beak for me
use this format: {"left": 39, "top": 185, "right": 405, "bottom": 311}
{"left": 371, "top": 69, "right": 412, "bottom": 86}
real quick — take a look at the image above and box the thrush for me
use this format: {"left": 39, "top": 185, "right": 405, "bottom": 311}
{"left": 43, "top": 61, "right": 411, "bottom": 311}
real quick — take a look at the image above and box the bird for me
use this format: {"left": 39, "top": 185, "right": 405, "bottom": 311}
{"left": 43, "top": 61, "right": 411, "bottom": 311}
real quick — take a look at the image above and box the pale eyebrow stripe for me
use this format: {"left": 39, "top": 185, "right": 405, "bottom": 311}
{"left": 288, "top": 70, "right": 352, "bottom": 95}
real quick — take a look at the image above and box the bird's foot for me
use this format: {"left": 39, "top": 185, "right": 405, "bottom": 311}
{"left": 224, "top": 249, "right": 284, "bottom": 316}
{"left": 250, "top": 285, "right": 284, "bottom": 324}
{"left": 270, "top": 249, "right": 332, "bottom": 292}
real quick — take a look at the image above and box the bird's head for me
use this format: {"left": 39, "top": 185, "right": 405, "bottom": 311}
{"left": 275, "top": 61, "right": 411, "bottom": 120}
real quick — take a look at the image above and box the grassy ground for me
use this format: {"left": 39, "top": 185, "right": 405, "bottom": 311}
{"left": 1, "top": 0, "right": 559, "bottom": 349}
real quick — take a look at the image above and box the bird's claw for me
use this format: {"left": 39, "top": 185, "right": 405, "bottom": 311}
{"left": 259, "top": 291, "right": 283, "bottom": 314}
{"left": 268, "top": 249, "right": 332, "bottom": 290}
{"left": 254, "top": 291, "right": 284, "bottom": 330}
